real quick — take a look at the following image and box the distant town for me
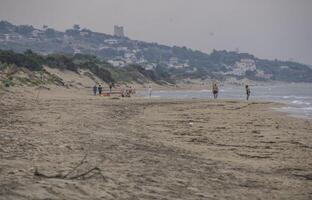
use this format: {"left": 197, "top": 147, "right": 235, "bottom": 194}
{"left": 0, "top": 21, "right": 311, "bottom": 83}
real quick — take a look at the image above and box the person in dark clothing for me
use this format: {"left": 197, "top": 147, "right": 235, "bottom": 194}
{"left": 246, "top": 85, "right": 251, "bottom": 100}
{"left": 109, "top": 82, "right": 113, "bottom": 93}
{"left": 212, "top": 83, "right": 219, "bottom": 99}
{"left": 93, "top": 84, "right": 97, "bottom": 96}
{"left": 98, "top": 84, "right": 102, "bottom": 96}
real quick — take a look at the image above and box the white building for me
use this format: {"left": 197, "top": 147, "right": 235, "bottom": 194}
{"left": 98, "top": 45, "right": 111, "bottom": 50}
{"left": 104, "top": 39, "right": 119, "bottom": 45}
{"left": 117, "top": 47, "right": 128, "bottom": 51}
{"left": 256, "top": 70, "right": 273, "bottom": 79}
{"left": 137, "top": 58, "right": 147, "bottom": 64}
{"left": 231, "top": 59, "right": 257, "bottom": 75}
{"left": 124, "top": 52, "right": 136, "bottom": 59}
{"left": 144, "top": 63, "right": 157, "bottom": 70}
{"left": 32, "top": 30, "right": 42, "bottom": 37}
{"left": 169, "top": 57, "right": 178, "bottom": 65}
{"left": 108, "top": 59, "right": 126, "bottom": 67}
{"left": 80, "top": 31, "right": 89, "bottom": 36}
{"left": 4, "top": 34, "right": 10, "bottom": 41}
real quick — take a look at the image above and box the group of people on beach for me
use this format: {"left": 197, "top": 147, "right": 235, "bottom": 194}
{"left": 93, "top": 82, "right": 251, "bottom": 100}
{"left": 121, "top": 86, "right": 136, "bottom": 97}
{"left": 93, "top": 83, "right": 137, "bottom": 97}
{"left": 211, "top": 83, "right": 251, "bottom": 100}
{"left": 93, "top": 82, "right": 113, "bottom": 96}
{"left": 146, "top": 83, "right": 250, "bottom": 100}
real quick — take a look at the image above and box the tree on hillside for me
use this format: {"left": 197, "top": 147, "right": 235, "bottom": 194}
{"left": 14, "top": 25, "right": 34, "bottom": 35}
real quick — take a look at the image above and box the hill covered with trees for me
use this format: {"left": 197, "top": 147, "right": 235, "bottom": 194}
{"left": 0, "top": 20, "right": 312, "bottom": 83}
{"left": 0, "top": 49, "right": 173, "bottom": 87}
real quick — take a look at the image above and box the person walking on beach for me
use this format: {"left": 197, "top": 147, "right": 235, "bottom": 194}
{"left": 246, "top": 85, "right": 251, "bottom": 100}
{"left": 148, "top": 85, "right": 152, "bottom": 98}
{"left": 98, "top": 84, "right": 102, "bottom": 96}
{"left": 109, "top": 82, "right": 113, "bottom": 93}
{"left": 212, "top": 83, "right": 219, "bottom": 99}
{"left": 93, "top": 84, "right": 97, "bottom": 96}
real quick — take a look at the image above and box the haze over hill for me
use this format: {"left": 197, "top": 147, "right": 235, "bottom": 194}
{"left": 1, "top": 2, "right": 312, "bottom": 200}
{"left": 1, "top": 21, "right": 312, "bottom": 83}
{"left": 1, "top": 0, "right": 311, "bottom": 65}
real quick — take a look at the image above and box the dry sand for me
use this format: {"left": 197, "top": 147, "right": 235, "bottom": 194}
{"left": 0, "top": 87, "right": 311, "bottom": 200}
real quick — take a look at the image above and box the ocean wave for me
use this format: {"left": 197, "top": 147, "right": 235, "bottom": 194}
{"left": 282, "top": 95, "right": 312, "bottom": 100}
{"left": 302, "top": 107, "right": 312, "bottom": 111}
{"left": 291, "top": 100, "right": 311, "bottom": 105}
{"left": 281, "top": 106, "right": 312, "bottom": 110}
{"left": 143, "top": 95, "right": 161, "bottom": 99}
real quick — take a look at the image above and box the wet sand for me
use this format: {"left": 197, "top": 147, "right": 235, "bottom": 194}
{"left": 0, "top": 87, "right": 311, "bottom": 200}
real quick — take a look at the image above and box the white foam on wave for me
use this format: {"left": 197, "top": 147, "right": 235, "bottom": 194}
{"left": 283, "top": 95, "right": 312, "bottom": 100}
{"left": 291, "top": 100, "right": 311, "bottom": 105}
{"left": 143, "top": 95, "right": 161, "bottom": 99}
{"left": 302, "top": 107, "right": 312, "bottom": 111}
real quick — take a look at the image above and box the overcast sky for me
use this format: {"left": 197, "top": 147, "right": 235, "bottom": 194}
{"left": 0, "top": 0, "right": 311, "bottom": 64}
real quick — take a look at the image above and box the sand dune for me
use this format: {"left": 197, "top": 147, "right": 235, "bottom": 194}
{"left": 0, "top": 87, "right": 311, "bottom": 200}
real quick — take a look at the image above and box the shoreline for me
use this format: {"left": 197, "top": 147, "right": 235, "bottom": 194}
{"left": 135, "top": 89, "right": 312, "bottom": 120}
{"left": 2, "top": 84, "right": 312, "bottom": 120}
{"left": 4, "top": 84, "right": 312, "bottom": 120}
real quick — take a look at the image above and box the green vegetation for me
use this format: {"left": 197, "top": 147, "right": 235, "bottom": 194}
{"left": 1, "top": 20, "right": 312, "bottom": 82}
{"left": 0, "top": 50, "right": 170, "bottom": 84}
{"left": 2, "top": 77, "right": 14, "bottom": 87}
{"left": 0, "top": 49, "right": 43, "bottom": 71}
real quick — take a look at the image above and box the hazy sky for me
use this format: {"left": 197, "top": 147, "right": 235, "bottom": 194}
{"left": 0, "top": 0, "right": 311, "bottom": 64}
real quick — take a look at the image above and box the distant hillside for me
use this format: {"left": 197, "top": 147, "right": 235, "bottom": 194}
{"left": 1, "top": 20, "right": 312, "bottom": 83}
{"left": 0, "top": 50, "right": 171, "bottom": 88}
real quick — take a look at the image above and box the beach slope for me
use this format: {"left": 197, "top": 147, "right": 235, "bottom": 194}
{"left": 0, "top": 88, "right": 311, "bottom": 199}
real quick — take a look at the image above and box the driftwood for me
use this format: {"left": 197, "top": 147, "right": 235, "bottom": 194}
{"left": 34, "top": 166, "right": 105, "bottom": 180}
{"left": 34, "top": 153, "right": 106, "bottom": 180}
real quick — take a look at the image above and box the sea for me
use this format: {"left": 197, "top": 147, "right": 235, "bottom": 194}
{"left": 138, "top": 83, "right": 312, "bottom": 119}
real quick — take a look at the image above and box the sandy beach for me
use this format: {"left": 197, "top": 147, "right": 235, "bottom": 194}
{"left": 0, "top": 87, "right": 311, "bottom": 200}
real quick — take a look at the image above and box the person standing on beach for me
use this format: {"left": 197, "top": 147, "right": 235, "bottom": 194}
{"left": 148, "top": 85, "right": 152, "bottom": 98}
{"left": 93, "top": 84, "right": 97, "bottom": 96}
{"left": 98, "top": 84, "right": 102, "bottom": 96}
{"left": 246, "top": 85, "right": 251, "bottom": 100}
{"left": 109, "top": 82, "right": 113, "bottom": 93}
{"left": 212, "top": 83, "right": 219, "bottom": 99}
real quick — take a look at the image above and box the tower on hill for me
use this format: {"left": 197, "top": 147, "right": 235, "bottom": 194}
{"left": 114, "top": 25, "right": 124, "bottom": 37}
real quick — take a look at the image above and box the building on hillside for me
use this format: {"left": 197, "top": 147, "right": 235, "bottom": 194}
{"left": 117, "top": 47, "right": 128, "bottom": 51}
{"left": 108, "top": 59, "right": 126, "bottom": 67}
{"left": 137, "top": 57, "right": 147, "bottom": 64}
{"left": 124, "top": 52, "right": 136, "bottom": 59}
{"left": 114, "top": 25, "right": 124, "bottom": 37}
{"left": 144, "top": 63, "right": 157, "bottom": 70}
{"left": 98, "top": 45, "right": 111, "bottom": 50}
{"left": 32, "top": 30, "right": 41, "bottom": 37}
{"left": 169, "top": 57, "right": 178, "bottom": 65}
{"left": 104, "top": 39, "right": 119, "bottom": 45}
{"left": 231, "top": 59, "right": 257, "bottom": 76}
{"left": 168, "top": 57, "right": 190, "bottom": 69}
{"left": 256, "top": 70, "right": 273, "bottom": 79}
{"left": 80, "top": 31, "right": 89, "bottom": 36}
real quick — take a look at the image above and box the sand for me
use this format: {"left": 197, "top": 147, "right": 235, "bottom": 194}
{"left": 0, "top": 87, "right": 311, "bottom": 200}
